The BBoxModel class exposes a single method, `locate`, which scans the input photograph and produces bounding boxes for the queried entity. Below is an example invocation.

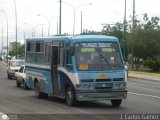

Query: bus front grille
[96,79,111,82]
[113,78,124,81]
[95,83,113,90]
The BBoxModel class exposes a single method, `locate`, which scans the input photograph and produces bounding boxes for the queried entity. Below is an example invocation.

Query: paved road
[0,63,160,120]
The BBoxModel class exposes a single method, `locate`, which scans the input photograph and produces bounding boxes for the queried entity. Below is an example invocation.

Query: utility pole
[132,0,135,31]
[0,21,3,55]
[131,0,135,68]
[57,21,59,34]
[59,0,62,34]
[123,0,127,60]
[42,25,43,37]
[124,0,127,36]
[0,10,9,63]
[81,11,83,34]
[13,0,18,59]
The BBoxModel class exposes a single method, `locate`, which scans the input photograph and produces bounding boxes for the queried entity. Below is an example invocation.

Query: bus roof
[26,35,118,43]
[72,35,118,42]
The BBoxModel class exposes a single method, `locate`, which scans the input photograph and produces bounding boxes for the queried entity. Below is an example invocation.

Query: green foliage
[101,13,160,71]
[9,44,25,57]
[143,58,160,71]
[102,22,124,39]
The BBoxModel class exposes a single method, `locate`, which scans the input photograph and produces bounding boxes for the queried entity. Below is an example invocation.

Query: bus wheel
[65,87,76,106]
[35,82,48,98]
[111,99,122,107]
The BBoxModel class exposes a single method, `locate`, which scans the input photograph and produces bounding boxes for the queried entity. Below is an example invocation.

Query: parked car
[15,65,29,89]
[0,55,5,61]
[7,59,25,79]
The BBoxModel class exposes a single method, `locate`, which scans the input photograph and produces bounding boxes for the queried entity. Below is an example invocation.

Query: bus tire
[65,87,76,106]
[111,99,122,107]
[35,82,48,98]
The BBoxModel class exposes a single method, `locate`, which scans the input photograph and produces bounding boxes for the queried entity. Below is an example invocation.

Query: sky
[0,0,160,51]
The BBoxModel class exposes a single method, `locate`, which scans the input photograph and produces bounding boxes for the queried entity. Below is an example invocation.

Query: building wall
[9,42,20,52]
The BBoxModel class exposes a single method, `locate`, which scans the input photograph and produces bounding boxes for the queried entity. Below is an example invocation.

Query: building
[9,42,20,52]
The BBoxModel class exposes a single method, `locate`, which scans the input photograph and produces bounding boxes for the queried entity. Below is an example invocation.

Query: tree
[127,14,160,71]
[101,14,160,71]
[101,22,127,60]
[9,44,25,57]
[102,22,124,39]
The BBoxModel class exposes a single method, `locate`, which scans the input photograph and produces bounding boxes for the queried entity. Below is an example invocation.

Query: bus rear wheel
[65,87,76,106]
[111,99,122,107]
[35,82,48,98]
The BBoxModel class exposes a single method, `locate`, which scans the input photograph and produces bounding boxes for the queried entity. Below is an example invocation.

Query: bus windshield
[74,42,124,71]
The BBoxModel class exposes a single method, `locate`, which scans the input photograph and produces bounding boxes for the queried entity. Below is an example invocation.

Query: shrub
[143,59,160,71]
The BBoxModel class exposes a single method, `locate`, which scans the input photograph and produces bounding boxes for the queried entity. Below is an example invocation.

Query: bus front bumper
[76,90,127,101]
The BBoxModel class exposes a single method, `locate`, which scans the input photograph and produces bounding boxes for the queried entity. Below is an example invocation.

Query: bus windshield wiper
[99,54,116,72]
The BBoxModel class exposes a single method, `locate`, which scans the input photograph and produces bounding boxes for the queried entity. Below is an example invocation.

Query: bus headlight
[113,82,126,89]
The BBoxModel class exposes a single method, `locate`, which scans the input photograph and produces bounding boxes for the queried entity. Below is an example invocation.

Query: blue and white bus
[25,35,127,107]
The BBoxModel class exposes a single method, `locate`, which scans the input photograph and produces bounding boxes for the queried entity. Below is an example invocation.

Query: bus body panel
[25,63,52,94]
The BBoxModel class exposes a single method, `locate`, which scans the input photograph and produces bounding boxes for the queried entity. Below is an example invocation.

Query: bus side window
[45,42,51,64]
[26,42,35,62]
[66,50,72,70]
[35,42,44,63]
[59,48,64,67]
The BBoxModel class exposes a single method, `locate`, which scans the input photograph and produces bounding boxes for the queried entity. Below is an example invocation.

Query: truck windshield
[74,42,124,71]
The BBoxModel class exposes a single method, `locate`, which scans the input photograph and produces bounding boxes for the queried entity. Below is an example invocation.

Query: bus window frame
[65,48,73,71]
[26,41,36,62]
[44,42,52,64]
[35,42,45,63]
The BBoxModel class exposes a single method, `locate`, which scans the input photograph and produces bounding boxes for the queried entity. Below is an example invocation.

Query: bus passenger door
[51,46,59,96]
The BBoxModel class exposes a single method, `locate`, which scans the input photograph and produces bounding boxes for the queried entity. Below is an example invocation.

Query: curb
[128,76,160,83]
[0,61,7,69]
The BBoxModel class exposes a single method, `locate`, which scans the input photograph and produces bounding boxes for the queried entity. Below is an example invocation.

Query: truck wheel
[65,87,76,106]
[35,82,48,98]
[111,99,122,107]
